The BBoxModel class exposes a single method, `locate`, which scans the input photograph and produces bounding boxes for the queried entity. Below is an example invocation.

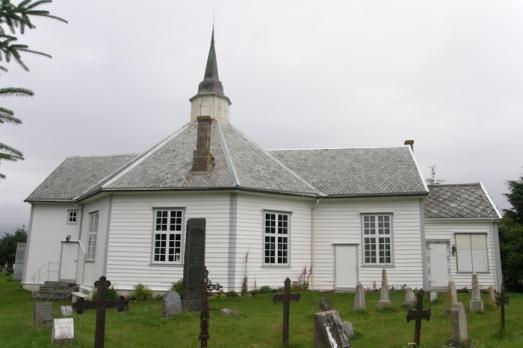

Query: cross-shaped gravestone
[272,277,301,347]
[199,267,209,348]
[72,276,129,348]
[496,282,509,337]
[406,289,431,347]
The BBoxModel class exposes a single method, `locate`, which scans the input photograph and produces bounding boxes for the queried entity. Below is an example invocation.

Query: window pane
[457,249,472,272]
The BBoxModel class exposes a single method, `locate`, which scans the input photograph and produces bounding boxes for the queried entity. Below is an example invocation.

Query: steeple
[190,29,231,123]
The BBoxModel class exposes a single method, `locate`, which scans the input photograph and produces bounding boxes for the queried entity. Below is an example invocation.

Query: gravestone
[220,308,235,316]
[312,310,351,348]
[469,273,484,313]
[60,305,73,317]
[377,269,391,310]
[13,242,26,280]
[403,287,416,307]
[182,218,206,311]
[430,290,438,303]
[52,318,74,344]
[272,278,301,347]
[163,291,182,317]
[488,287,497,307]
[448,280,459,308]
[319,298,333,312]
[448,302,471,347]
[342,321,354,338]
[353,282,366,312]
[34,302,53,327]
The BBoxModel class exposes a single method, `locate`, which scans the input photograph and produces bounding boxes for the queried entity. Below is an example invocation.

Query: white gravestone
[353,282,366,312]
[469,273,484,313]
[377,269,391,310]
[403,287,416,307]
[60,306,73,317]
[430,290,438,303]
[52,318,74,344]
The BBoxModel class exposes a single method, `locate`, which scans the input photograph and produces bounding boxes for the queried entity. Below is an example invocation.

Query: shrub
[91,286,118,301]
[226,291,238,298]
[172,280,184,294]
[258,286,272,294]
[240,276,248,296]
[130,283,153,301]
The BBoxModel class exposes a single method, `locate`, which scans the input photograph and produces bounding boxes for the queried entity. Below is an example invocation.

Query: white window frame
[151,208,185,264]
[86,211,99,262]
[67,209,78,224]
[455,233,489,273]
[263,211,290,266]
[361,213,393,266]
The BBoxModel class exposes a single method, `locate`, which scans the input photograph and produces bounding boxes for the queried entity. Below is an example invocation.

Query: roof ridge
[102,122,193,189]
[227,123,325,196]
[65,153,139,159]
[216,122,240,186]
[269,146,410,151]
[428,183,481,187]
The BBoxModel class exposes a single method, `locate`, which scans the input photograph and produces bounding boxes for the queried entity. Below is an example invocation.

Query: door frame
[59,240,79,282]
[426,239,450,289]
[333,243,359,291]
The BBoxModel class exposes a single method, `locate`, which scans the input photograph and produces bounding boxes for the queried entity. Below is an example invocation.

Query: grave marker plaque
[182,218,206,311]
[34,302,53,327]
[52,318,74,344]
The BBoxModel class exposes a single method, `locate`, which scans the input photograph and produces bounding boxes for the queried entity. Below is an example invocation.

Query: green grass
[1,274,522,347]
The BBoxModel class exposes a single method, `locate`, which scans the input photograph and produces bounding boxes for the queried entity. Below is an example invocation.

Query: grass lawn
[1,275,522,347]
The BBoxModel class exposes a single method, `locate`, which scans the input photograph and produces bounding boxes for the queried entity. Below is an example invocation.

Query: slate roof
[101,121,322,196]
[27,154,137,201]
[27,122,430,202]
[270,147,428,197]
[423,184,500,219]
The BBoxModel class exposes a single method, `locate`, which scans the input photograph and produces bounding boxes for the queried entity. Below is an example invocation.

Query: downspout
[491,218,503,291]
[76,204,85,285]
[310,199,320,289]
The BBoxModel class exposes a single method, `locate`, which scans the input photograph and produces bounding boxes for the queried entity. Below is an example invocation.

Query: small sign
[52,318,74,344]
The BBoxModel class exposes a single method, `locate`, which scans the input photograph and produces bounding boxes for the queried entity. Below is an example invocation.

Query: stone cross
[72,276,129,348]
[272,277,301,347]
[406,290,431,347]
[447,280,458,308]
[377,269,391,310]
[403,287,416,307]
[353,282,366,312]
[199,267,210,348]
[496,282,509,337]
[469,273,484,313]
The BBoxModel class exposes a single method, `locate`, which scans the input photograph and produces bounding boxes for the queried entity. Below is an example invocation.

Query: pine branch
[0,142,24,159]
[0,87,33,96]
[0,110,21,124]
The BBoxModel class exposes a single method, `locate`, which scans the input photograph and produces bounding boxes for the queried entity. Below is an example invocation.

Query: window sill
[261,264,291,269]
[85,260,95,263]
[360,264,396,268]
[456,271,490,274]
[149,263,184,267]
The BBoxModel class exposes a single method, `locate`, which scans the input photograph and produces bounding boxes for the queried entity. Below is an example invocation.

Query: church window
[264,211,289,265]
[455,234,488,273]
[86,211,99,261]
[362,214,392,265]
[67,209,78,224]
[152,209,184,263]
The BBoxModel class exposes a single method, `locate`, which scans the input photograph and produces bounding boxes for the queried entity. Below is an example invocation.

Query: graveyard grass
[1,275,522,348]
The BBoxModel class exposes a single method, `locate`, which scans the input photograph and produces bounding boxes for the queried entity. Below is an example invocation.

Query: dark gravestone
[34,302,53,327]
[182,218,206,311]
[313,310,351,348]
[319,298,333,312]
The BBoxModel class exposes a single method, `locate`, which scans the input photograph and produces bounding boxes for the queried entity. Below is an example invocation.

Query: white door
[427,242,449,288]
[335,245,357,289]
[59,242,78,282]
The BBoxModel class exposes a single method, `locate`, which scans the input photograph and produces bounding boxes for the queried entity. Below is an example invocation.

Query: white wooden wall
[106,192,231,291]
[233,193,312,291]
[424,220,498,289]
[312,197,424,290]
[79,197,111,287]
[22,203,80,288]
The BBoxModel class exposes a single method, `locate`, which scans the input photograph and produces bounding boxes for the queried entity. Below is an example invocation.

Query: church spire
[197,28,225,97]
[190,28,231,123]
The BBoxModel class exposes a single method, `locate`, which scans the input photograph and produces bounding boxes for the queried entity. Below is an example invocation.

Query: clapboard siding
[106,192,231,291]
[233,193,312,290]
[425,220,498,289]
[313,197,424,290]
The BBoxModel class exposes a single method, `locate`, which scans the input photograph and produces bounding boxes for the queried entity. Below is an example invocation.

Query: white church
[22,31,502,296]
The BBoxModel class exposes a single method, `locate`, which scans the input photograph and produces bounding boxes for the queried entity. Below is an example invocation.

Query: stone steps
[34,281,78,301]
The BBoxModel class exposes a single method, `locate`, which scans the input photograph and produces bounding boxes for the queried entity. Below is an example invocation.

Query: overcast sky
[1,0,522,234]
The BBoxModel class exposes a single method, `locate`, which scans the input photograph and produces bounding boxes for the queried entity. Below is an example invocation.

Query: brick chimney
[192,116,214,173]
[404,139,414,151]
